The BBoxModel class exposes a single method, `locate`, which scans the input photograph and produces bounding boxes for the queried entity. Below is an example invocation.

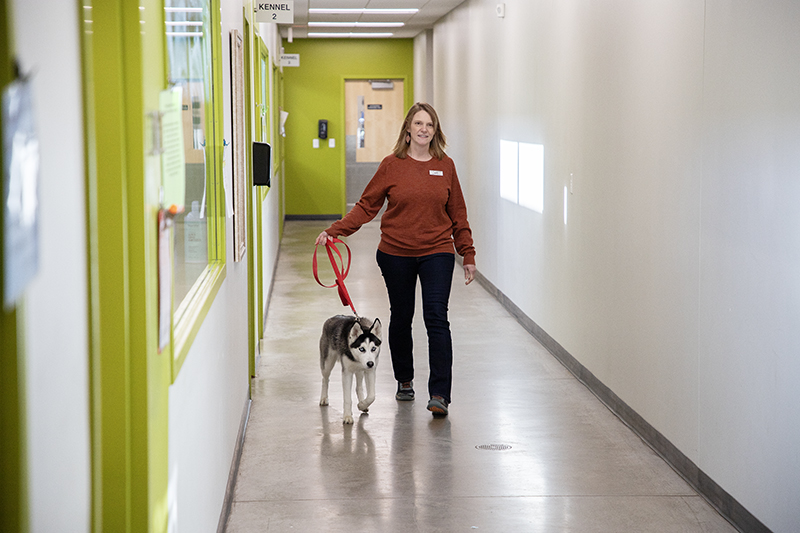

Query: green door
[81,1,170,530]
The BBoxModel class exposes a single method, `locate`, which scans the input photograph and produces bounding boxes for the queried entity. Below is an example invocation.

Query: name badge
[429,170,443,176]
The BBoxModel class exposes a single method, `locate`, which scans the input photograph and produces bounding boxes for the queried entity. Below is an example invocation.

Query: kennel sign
[281,54,299,67]
[254,2,294,24]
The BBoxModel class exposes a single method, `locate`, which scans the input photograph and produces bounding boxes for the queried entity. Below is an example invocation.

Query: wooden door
[344,80,404,205]
[345,79,405,163]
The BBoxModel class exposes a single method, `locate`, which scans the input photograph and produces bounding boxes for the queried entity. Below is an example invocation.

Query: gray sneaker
[427,396,449,416]
[395,381,415,401]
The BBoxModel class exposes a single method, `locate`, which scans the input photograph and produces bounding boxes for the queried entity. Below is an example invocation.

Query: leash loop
[313,237,358,316]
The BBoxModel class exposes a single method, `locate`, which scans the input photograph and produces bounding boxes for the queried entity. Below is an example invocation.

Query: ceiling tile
[284,0,468,39]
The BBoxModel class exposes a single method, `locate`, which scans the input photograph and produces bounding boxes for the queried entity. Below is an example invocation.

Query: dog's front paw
[343,415,354,424]
[357,401,370,412]
[319,397,329,406]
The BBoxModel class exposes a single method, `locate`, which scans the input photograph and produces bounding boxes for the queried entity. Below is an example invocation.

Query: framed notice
[230,29,246,262]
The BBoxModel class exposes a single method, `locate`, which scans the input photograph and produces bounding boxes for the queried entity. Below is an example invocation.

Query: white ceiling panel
[285,0,468,39]
[364,0,429,7]
[290,0,310,24]
[310,0,371,7]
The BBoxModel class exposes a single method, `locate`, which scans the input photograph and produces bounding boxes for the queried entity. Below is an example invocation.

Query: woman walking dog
[315,102,476,417]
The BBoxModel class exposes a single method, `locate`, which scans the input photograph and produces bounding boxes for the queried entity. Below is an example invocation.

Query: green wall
[282,39,414,216]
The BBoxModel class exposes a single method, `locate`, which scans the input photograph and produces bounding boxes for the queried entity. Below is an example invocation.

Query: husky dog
[319,315,382,424]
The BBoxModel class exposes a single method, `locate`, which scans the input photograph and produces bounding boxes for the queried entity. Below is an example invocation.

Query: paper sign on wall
[255,2,294,24]
[159,87,186,209]
[2,79,40,309]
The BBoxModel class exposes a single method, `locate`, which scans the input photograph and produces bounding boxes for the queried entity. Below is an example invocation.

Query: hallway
[225,220,737,532]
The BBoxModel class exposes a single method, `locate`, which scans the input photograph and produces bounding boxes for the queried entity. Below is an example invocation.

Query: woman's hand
[315,231,332,246]
[464,264,477,285]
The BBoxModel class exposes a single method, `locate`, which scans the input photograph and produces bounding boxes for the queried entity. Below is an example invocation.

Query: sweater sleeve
[325,157,389,237]
[445,159,476,265]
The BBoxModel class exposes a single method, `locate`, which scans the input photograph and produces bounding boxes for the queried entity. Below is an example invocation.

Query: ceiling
[281,0,469,39]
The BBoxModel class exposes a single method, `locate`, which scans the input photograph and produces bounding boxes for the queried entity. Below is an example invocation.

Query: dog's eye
[359,347,366,353]
[371,347,377,352]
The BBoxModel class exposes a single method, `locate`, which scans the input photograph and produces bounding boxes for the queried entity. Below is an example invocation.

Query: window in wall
[500,139,544,213]
[261,54,268,142]
[165,0,219,314]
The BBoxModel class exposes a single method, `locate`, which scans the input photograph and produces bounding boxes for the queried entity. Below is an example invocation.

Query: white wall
[699,2,800,527]
[13,0,92,530]
[168,287,248,533]
[413,29,434,104]
[260,177,281,323]
[431,1,800,531]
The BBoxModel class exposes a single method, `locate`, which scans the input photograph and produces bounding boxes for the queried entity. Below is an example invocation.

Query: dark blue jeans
[376,250,455,404]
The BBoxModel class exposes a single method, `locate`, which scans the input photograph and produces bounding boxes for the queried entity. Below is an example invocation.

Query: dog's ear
[370,318,382,339]
[348,320,363,345]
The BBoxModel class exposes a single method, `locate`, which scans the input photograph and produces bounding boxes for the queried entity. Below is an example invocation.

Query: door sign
[255,2,294,24]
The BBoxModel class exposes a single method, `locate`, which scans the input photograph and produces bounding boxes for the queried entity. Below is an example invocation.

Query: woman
[316,102,476,417]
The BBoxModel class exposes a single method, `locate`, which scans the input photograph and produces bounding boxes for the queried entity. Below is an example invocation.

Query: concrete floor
[225,220,737,532]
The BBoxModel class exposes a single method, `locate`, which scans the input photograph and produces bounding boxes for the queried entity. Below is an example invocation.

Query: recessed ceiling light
[166,32,204,37]
[308,32,395,38]
[308,22,404,28]
[308,8,418,15]
[164,7,203,12]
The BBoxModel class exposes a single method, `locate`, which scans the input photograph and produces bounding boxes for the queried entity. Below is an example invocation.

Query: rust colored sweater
[326,154,476,265]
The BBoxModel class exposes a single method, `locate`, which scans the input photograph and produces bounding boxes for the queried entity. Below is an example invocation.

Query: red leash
[313,237,358,316]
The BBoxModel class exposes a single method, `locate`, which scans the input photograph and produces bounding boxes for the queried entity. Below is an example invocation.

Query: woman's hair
[392,102,447,160]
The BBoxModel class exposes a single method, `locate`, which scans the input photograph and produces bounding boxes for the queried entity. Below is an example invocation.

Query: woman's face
[407,110,434,150]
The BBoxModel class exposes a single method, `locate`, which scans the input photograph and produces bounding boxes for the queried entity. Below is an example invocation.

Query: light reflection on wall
[500,139,519,203]
[500,139,544,214]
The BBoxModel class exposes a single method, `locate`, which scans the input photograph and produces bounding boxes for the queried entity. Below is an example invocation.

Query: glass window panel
[165,0,214,310]
[260,54,268,142]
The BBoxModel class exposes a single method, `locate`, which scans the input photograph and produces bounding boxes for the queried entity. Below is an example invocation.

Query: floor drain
[476,444,512,451]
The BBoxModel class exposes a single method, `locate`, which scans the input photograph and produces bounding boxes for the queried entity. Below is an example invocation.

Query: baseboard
[217,397,251,533]
[254,247,281,374]
[262,246,280,335]
[473,270,772,533]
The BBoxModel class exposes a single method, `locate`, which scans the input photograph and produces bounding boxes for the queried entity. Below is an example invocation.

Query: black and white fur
[319,315,382,424]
